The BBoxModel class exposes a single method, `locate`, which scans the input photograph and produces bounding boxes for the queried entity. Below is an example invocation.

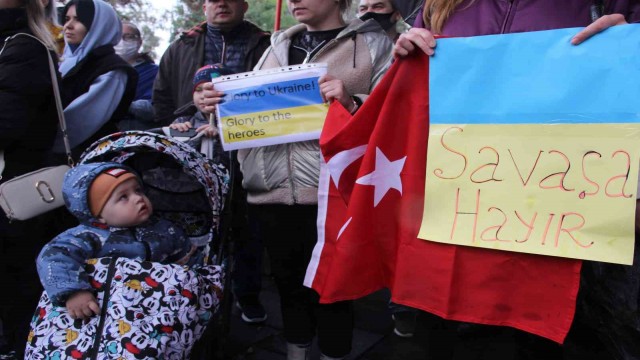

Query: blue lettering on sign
[219,77,324,117]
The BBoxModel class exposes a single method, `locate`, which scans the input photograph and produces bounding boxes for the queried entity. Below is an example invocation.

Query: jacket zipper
[220,35,227,65]
[281,31,352,204]
[90,257,119,360]
[499,0,516,34]
[292,40,328,64]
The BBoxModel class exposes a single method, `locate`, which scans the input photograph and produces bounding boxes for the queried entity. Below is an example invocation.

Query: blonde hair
[23,0,57,50]
[422,0,473,34]
[43,0,58,26]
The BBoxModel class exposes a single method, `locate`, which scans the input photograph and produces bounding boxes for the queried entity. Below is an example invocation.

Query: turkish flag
[304,52,581,343]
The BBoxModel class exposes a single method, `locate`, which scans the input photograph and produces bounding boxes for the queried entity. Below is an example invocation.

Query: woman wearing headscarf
[0,0,59,356]
[54,0,137,159]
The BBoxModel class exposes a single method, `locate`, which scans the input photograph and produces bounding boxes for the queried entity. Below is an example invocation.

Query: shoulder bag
[0,33,73,221]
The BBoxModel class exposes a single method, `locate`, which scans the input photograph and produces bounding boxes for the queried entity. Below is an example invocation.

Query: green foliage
[163,2,206,43]
[244,0,297,32]
[167,0,296,38]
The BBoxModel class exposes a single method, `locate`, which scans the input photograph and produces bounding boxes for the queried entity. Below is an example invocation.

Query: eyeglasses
[122,33,140,41]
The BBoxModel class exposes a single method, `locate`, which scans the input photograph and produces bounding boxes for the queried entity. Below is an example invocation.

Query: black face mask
[359,12,395,31]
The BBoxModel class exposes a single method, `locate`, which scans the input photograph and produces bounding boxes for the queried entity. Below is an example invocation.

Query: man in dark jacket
[153,0,270,125]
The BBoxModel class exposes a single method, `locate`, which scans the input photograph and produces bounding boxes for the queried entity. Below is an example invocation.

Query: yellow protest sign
[419,124,639,265]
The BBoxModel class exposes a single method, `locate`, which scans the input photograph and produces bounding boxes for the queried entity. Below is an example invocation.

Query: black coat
[0,9,61,356]
[0,8,58,183]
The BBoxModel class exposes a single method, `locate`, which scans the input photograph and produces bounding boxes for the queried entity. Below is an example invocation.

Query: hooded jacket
[413,0,640,34]
[37,162,193,306]
[53,0,137,157]
[237,19,393,205]
[153,21,271,125]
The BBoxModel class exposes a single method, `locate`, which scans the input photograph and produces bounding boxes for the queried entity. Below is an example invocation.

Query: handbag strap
[0,33,74,167]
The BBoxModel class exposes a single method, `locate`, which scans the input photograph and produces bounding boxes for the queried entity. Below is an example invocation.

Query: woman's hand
[201,82,226,114]
[393,27,437,58]
[66,290,100,320]
[169,121,193,132]
[196,124,218,138]
[319,75,356,113]
[571,13,627,45]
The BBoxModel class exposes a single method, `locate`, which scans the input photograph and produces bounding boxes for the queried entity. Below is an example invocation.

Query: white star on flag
[356,147,407,207]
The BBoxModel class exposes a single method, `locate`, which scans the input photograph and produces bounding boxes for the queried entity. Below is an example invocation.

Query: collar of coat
[180,20,269,40]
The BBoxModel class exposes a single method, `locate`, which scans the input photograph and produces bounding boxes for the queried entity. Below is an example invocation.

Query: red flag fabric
[304,51,582,343]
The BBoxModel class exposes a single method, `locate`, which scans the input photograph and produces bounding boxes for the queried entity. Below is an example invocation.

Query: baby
[37,162,195,319]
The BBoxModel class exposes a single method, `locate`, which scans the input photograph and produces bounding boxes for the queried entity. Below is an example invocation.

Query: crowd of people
[1,0,639,359]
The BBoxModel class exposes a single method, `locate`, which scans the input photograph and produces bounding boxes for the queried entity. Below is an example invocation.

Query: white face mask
[114,39,140,62]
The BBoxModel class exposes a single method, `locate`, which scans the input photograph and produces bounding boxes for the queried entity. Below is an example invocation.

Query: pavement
[218,275,425,360]
[213,275,612,360]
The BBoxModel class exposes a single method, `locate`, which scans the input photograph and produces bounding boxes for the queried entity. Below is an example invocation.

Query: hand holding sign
[318,75,355,113]
[201,82,226,114]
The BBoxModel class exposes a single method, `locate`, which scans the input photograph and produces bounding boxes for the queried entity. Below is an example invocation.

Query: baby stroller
[80,130,229,263]
[25,131,230,359]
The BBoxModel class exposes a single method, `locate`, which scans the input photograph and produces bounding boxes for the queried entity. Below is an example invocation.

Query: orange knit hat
[88,167,138,217]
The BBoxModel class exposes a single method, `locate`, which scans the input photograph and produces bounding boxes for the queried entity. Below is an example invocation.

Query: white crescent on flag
[326,145,367,187]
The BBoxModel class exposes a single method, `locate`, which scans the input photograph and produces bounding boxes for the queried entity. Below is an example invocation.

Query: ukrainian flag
[422,25,640,264]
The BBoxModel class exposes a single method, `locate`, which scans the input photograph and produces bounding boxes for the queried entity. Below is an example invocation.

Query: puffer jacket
[238,19,393,205]
[37,162,194,306]
[413,0,640,34]
[153,21,271,125]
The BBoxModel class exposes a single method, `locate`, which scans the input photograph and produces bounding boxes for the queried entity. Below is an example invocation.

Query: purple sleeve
[628,1,640,23]
[413,6,425,28]
[610,0,640,23]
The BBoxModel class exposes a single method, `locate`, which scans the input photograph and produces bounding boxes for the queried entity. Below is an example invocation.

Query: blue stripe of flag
[430,25,640,125]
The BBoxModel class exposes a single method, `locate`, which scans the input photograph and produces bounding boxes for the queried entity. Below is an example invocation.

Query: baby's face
[98,178,152,227]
